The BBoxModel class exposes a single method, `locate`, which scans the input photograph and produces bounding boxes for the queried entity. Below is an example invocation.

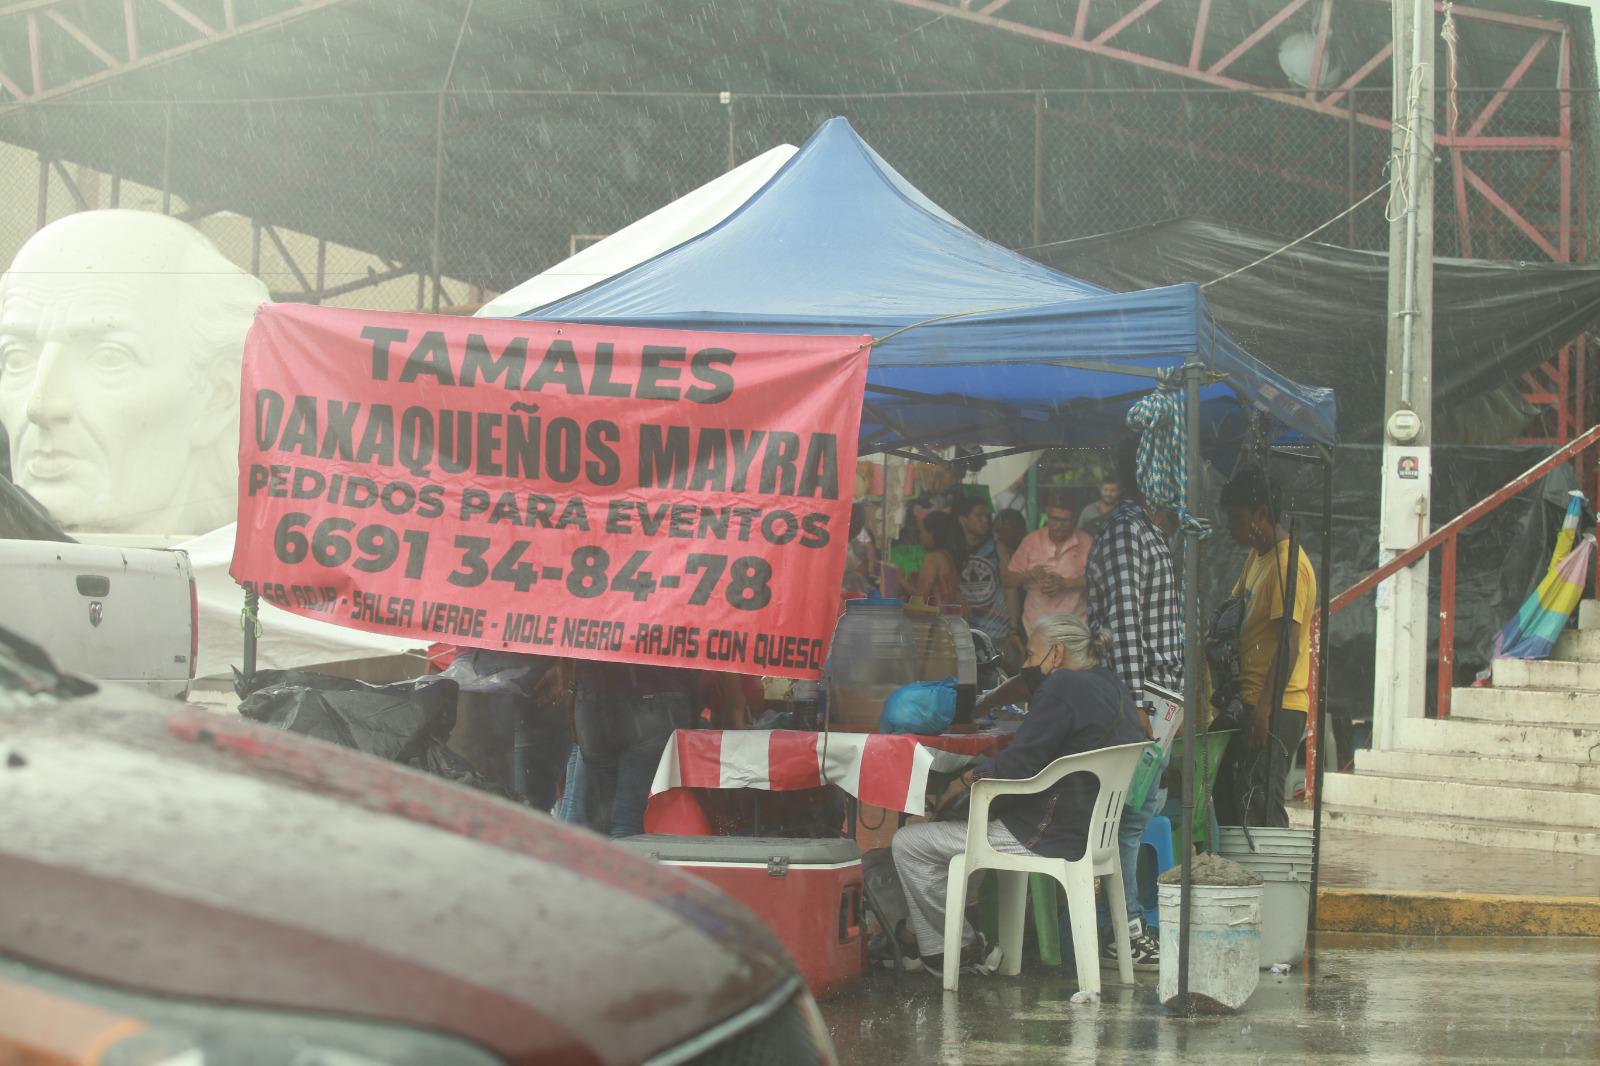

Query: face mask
[1020,664,1044,694]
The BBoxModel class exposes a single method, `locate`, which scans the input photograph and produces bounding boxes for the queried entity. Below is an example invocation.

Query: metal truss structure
[0,0,1591,415]
[888,0,1587,441]
[0,0,344,112]
[29,152,470,308]
[0,0,441,306]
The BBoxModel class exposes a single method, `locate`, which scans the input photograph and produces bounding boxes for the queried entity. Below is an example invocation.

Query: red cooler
[620,835,866,999]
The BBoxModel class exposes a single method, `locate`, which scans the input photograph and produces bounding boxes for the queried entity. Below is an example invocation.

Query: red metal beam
[1208,0,1310,77]
[1321,43,1392,109]
[1512,154,1558,217]
[1092,0,1164,47]
[1465,34,1551,137]
[1461,161,1561,259]
[1305,0,1333,101]
[1354,0,1566,35]
[1441,135,1568,151]
[1447,30,1472,256]
[884,0,1391,131]
[1188,0,1210,69]
[261,224,314,295]
[153,0,218,39]
[1559,31,1573,263]
[43,9,120,71]
[0,0,348,112]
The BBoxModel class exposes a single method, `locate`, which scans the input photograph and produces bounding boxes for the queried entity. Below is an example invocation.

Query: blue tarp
[519,117,1337,450]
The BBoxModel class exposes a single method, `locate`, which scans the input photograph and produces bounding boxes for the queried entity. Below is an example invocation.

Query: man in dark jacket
[889,613,1146,975]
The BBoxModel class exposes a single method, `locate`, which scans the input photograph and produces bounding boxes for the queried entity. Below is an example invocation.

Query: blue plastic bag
[877,677,958,735]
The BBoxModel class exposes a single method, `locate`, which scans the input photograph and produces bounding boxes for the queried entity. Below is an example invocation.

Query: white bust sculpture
[0,210,269,535]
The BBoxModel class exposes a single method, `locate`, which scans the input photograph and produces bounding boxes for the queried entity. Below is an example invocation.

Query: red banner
[230,305,870,678]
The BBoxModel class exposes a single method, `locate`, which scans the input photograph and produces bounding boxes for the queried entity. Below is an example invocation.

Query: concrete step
[1395,716,1600,762]
[1554,628,1600,662]
[1491,658,1600,694]
[1356,748,1600,791]
[1451,685,1600,727]
[1319,802,1600,856]
[1320,770,1600,832]
[1579,600,1600,631]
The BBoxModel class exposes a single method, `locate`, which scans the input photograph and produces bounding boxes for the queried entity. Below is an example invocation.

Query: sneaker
[869,927,926,972]
[879,952,926,973]
[919,933,1003,977]
[1102,918,1161,972]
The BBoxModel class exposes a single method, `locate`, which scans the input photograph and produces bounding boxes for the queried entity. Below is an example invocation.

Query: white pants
[890,818,1035,957]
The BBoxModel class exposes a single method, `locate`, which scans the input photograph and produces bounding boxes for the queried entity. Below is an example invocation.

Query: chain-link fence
[0,86,1586,310]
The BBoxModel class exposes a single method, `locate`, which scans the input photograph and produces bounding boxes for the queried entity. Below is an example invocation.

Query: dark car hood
[0,696,793,1065]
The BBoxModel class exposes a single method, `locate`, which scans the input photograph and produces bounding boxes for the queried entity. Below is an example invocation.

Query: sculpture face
[0,211,264,535]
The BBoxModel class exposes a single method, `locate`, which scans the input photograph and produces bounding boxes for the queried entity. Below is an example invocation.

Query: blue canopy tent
[513,117,1340,1000]
[514,116,1337,454]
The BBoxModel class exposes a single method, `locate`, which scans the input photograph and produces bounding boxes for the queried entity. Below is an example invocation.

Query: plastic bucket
[1216,827,1313,857]
[1216,827,1313,968]
[1157,882,1262,1012]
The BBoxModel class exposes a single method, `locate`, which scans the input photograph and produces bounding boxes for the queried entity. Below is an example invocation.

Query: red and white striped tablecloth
[649,729,1009,817]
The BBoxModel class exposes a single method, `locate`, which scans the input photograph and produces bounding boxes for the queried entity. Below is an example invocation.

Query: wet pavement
[1314,827,1600,898]
[819,934,1600,1064]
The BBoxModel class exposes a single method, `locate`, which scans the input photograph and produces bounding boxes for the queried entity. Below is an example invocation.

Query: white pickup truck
[0,540,197,699]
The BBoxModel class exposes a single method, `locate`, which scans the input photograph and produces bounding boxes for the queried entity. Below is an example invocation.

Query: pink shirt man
[1006,505,1093,634]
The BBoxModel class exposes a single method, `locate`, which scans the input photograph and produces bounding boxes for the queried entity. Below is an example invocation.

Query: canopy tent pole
[1264,444,1336,960]
[1307,447,1334,957]
[1177,358,1204,1009]
[242,586,259,690]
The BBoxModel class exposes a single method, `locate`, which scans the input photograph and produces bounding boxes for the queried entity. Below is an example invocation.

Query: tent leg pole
[1307,451,1335,960]
[1178,360,1203,1011]
[243,587,259,688]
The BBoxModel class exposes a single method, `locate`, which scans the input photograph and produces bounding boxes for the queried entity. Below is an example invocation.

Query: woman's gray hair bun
[1031,613,1107,668]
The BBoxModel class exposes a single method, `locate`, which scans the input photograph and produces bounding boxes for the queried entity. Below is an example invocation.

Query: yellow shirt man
[1233,540,1317,713]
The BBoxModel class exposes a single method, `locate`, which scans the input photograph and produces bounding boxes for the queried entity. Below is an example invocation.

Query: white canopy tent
[180,523,422,680]
[476,144,798,318]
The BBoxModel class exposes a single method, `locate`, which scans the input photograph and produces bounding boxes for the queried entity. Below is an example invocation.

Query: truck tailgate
[0,540,193,697]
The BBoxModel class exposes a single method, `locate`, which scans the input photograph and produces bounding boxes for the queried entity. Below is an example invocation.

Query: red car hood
[0,696,793,1065]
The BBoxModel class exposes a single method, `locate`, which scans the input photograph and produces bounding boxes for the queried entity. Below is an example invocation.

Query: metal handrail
[1329,424,1600,614]
[1306,422,1600,801]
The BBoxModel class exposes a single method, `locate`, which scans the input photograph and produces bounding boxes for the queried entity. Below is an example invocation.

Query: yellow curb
[1317,888,1600,937]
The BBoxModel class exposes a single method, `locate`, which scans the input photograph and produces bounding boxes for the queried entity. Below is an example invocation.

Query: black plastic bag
[237,670,459,765]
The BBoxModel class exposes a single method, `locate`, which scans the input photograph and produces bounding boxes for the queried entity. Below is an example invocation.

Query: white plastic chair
[941,740,1153,994]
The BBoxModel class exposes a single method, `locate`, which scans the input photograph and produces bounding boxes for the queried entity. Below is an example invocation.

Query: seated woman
[888,613,1147,975]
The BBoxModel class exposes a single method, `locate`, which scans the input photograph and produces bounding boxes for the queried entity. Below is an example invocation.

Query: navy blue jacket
[971,665,1146,860]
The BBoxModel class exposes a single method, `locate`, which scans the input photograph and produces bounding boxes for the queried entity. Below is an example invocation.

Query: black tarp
[235,669,513,797]
[1033,219,1600,444]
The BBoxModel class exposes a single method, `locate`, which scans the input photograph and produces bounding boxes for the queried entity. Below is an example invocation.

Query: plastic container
[1157,882,1262,1012]
[905,606,978,723]
[1126,742,1166,812]
[618,835,866,1000]
[824,597,917,731]
[1215,827,1313,968]
[1216,827,1314,856]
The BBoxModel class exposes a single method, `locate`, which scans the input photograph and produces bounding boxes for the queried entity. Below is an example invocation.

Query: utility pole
[1373,0,1435,750]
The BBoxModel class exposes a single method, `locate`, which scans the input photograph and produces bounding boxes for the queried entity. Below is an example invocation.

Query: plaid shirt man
[1086,500,1182,709]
